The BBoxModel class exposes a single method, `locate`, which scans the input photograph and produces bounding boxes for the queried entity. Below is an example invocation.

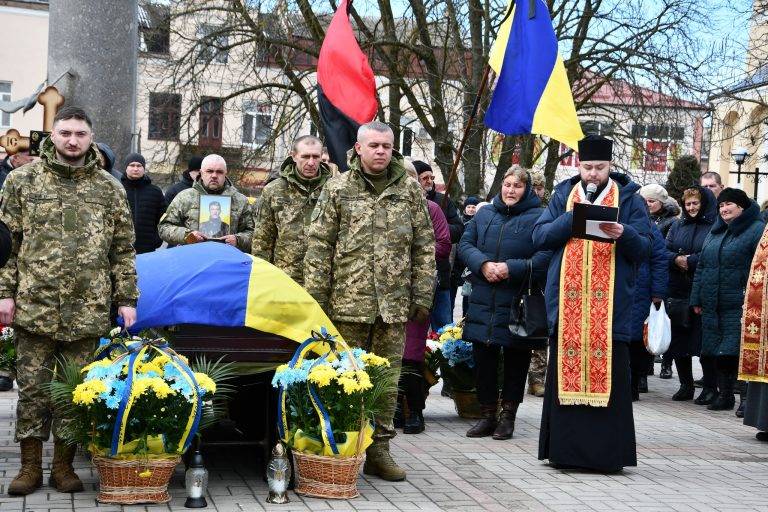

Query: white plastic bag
[644,301,671,355]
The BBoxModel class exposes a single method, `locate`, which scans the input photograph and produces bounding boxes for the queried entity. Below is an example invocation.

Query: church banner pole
[441,64,492,209]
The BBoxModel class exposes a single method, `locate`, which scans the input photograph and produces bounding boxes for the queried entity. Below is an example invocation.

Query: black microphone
[585,183,597,203]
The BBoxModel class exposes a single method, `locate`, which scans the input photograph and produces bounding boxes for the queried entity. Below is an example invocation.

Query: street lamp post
[731,147,750,183]
[749,167,768,201]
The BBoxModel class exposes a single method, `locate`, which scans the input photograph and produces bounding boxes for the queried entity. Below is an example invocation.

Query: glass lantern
[184,446,208,508]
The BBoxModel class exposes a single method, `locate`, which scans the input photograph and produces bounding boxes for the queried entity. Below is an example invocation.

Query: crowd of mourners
[3,107,768,496]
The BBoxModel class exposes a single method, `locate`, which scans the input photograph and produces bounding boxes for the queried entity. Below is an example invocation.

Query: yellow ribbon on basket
[277,328,371,456]
[290,426,374,456]
[97,337,202,457]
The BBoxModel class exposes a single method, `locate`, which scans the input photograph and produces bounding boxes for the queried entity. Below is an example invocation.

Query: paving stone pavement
[1,364,768,512]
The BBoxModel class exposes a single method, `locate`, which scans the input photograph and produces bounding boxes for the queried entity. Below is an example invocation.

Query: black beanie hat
[717,187,751,210]
[412,160,432,175]
[578,134,613,161]
[464,196,481,206]
[187,155,204,172]
[124,152,146,169]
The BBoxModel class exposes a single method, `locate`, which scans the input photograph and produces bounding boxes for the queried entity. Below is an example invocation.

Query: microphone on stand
[585,183,597,203]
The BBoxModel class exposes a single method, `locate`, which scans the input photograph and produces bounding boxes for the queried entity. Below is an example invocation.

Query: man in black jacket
[121,153,166,254]
[413,160,464,328]
[165,155,203,205]
[413,160,464,241]
[0,152,33,190]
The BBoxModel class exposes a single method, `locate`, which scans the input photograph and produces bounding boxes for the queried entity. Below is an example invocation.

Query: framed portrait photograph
[198,194,232,239]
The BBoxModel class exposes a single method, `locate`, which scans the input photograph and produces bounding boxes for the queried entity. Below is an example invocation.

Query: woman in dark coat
[120,153,167,254]
[640,184,680,379]
[458,167,550,440]
[690,188,765,411]
[664,186,717,403]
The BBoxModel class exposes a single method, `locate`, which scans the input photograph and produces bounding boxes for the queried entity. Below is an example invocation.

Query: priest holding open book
[533,135,652,472]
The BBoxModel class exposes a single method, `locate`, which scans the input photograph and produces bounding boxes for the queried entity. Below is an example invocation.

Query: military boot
[465,405,497,438]
[8,438,43,496]
[49,441,84,493]
[363,441,406,481]
[492,401,519,440]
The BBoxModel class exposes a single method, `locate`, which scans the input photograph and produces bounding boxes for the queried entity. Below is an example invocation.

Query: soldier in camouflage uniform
[527,171,549,397]
[304,122,435,482]
[0,107,138,495]
[252,135,331,284]
[159,154,254,252]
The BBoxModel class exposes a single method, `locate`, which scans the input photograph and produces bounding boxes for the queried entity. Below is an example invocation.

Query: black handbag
[665,297,690,329]
[508,261,548,350]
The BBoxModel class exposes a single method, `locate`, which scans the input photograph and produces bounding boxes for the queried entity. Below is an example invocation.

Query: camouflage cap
[530,171,545,186]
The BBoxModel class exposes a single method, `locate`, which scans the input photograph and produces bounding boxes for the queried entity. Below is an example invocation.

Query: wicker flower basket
[93,455,180,504]
[452,390,484,419]
[292,451,365,499]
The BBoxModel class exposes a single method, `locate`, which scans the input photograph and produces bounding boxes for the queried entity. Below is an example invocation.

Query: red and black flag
[317,0,377,172]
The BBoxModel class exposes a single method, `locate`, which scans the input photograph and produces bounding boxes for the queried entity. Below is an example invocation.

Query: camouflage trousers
[334,318,405,442]
[14,328,96,442]
[528,347,548,386]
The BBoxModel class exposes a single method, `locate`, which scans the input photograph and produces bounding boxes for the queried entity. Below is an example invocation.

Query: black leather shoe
[403,412,424,434]
[672,385,694,401]
[694,388,717,405]
[756,432,768,442]
[0,376,13,391]
[639,375,648,393]
[659,364,673,379]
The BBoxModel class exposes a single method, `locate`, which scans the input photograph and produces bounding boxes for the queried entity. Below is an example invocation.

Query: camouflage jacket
[251,157,331,284]
[158,179,254,252]
[0,137,138,341]
[304,152,436,324]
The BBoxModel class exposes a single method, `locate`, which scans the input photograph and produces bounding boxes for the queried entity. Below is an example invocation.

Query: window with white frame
[242,102,272,145]
[0,82,10,128]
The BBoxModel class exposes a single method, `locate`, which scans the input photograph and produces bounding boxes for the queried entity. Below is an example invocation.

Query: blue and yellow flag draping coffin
[129,242,341,344]
[485,0,584,149]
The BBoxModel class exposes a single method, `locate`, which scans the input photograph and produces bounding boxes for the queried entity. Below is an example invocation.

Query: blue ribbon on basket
[277,328,345,455]
[105,337,203,456]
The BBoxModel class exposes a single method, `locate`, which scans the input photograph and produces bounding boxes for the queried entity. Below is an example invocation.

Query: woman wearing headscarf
[640,184,680,380]
[459,166,551,440]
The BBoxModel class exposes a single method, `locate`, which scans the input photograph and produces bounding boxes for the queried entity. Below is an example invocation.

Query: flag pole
[441,64,493,209]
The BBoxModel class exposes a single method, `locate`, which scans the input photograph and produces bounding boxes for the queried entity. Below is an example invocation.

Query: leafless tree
[147,0,730,198]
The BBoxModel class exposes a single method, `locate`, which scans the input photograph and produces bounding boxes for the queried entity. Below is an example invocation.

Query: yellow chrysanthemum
[439,327,463,342]
[132,376,175,400]
[72,380,108,405]
[80,359,113,373]
[336,370,373,394]
[136,360,164,375]
[151,380,174,399]
[361,353,390,367]
[194,372,216,394]
[307,364,336,387]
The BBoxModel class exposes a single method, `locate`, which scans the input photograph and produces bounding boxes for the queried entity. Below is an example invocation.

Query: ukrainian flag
[485,0,583,149]
[129,242,341,344]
